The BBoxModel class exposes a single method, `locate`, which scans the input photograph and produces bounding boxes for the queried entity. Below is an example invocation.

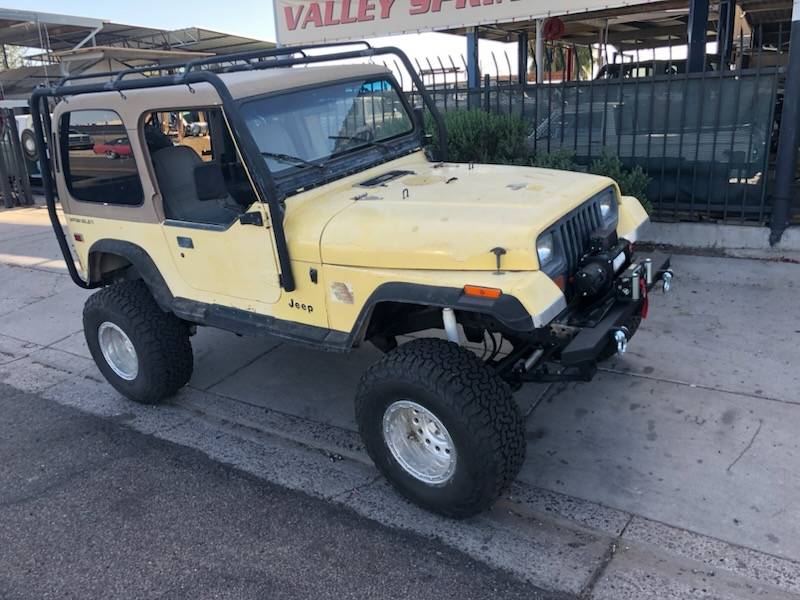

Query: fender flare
[350,282,535,344]
[87,240,174,311]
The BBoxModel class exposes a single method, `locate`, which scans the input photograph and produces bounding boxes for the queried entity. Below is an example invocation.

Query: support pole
[687,0,710,72]
[466,27,479,88]
[535,19,544,84]
[517,31,529,85]
[770,0,800,244]
[467,26,480,109]
[0,129,14,208]
[598,29,606,69]
[718,0,735,67]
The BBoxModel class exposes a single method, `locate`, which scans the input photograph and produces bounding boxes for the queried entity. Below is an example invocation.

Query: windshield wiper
[261,151,327,172]
[328,134,390,151]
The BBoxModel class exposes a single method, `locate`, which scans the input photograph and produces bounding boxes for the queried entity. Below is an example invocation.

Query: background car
[92,137,132,159]
[68,128,93,150]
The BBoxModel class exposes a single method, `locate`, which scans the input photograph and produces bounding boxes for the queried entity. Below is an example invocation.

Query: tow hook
[612,327,629,355]
[662,271,674,294]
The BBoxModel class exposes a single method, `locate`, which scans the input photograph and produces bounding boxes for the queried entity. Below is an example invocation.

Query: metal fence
[0,108,33,208]
[399,39,785,225]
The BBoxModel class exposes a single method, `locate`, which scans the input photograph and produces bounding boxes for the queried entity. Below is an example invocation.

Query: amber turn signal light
[463,285,502,300]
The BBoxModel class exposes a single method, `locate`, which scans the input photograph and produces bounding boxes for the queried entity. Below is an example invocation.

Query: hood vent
[357,170,415,187]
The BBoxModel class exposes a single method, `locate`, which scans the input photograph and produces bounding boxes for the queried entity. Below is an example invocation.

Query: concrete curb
[640,221,800,260]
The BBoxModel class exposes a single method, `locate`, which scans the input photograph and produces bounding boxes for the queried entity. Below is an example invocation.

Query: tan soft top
[55,63,393,115]
[220,62,391,98]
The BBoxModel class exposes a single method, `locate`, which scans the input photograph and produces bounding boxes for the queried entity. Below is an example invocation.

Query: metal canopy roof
[441,0,791,47]
[741,0,793,25]
[0,8,276,99]
[0,8,275,55]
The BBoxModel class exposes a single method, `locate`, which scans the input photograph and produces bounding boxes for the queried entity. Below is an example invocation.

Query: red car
[93,137,133,159]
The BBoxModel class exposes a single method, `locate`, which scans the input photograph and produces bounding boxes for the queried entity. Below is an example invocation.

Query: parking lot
[1,205,799,599]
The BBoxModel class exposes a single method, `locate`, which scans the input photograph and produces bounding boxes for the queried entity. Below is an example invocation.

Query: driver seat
[152,145,240,225]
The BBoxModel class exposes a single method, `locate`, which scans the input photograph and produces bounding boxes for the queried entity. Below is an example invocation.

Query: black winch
[574,227,631,299]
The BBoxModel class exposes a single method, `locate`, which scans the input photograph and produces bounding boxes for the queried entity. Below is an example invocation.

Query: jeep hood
[317,156,613,271]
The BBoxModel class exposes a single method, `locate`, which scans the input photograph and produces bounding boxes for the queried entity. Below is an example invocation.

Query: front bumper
[558,253,672,367]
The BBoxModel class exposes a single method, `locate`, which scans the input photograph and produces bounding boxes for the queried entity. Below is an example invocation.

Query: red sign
[275,0,653,45]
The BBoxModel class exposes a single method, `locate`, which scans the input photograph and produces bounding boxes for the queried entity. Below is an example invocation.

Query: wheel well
[86,241,174,311]
[352,283,536,351]
[361,301,514,351]
[88,251,136,284]
[363,302,442,345]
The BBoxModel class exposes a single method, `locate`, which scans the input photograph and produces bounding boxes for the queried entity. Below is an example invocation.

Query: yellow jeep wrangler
[31,43,672,518]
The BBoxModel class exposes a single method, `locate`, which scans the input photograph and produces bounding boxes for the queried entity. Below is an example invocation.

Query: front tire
[84,281,193,404]
[356,338,526,518]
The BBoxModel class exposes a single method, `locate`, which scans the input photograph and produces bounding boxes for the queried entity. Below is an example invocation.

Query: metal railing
[4,32,791,225]
[397,32,786,225]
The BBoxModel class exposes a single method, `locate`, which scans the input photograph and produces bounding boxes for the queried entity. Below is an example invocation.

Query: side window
[60,110,142,205]
[143,108,253,226]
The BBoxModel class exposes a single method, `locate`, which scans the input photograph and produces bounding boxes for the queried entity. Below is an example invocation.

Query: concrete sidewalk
[1,205,799,599]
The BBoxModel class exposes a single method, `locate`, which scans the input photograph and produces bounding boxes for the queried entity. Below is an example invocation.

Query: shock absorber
[442,308,460,345]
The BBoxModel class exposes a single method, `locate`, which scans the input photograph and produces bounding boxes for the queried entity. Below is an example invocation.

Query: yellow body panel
[299,152,621,271]
[161,212,282,305]
[320,265,565,334]
[69,215,328,330]
[618,195,650,240]
[65,149,649,339]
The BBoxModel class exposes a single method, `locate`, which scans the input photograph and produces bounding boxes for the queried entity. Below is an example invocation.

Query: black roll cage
[29,41,449,293]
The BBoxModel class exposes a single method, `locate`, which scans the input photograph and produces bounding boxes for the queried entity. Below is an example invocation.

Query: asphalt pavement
[0,382,565,600]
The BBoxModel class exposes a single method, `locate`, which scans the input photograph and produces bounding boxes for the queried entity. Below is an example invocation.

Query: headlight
[598,191,619,227]
[537,233,555,267]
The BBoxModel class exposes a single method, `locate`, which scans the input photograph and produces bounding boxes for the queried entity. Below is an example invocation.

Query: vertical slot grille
[558,198,603,274]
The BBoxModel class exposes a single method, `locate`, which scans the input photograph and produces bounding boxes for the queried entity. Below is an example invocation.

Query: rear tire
[84,280,193,404]
[356,338,526,518]
[21,129,38,160]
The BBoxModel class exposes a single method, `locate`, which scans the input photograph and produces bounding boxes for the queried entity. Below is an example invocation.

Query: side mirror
[413,107,425,130]
[413,107,434,148]
[424,146,442,162]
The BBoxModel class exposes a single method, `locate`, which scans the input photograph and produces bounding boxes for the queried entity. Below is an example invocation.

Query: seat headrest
[144,125,173,152]
[152,144,201,173]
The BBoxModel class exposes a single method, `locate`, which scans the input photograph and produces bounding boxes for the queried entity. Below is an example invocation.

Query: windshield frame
[236,73,421,191]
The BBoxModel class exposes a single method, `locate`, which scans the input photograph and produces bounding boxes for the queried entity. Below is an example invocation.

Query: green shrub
[425,110,652,213]
[426,110,529,164]
[589,150,652,213]
[530,148,580,171]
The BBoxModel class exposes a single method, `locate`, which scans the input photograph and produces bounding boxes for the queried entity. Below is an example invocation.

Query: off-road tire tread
[356,338,526,518]
[84,280,192,404]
